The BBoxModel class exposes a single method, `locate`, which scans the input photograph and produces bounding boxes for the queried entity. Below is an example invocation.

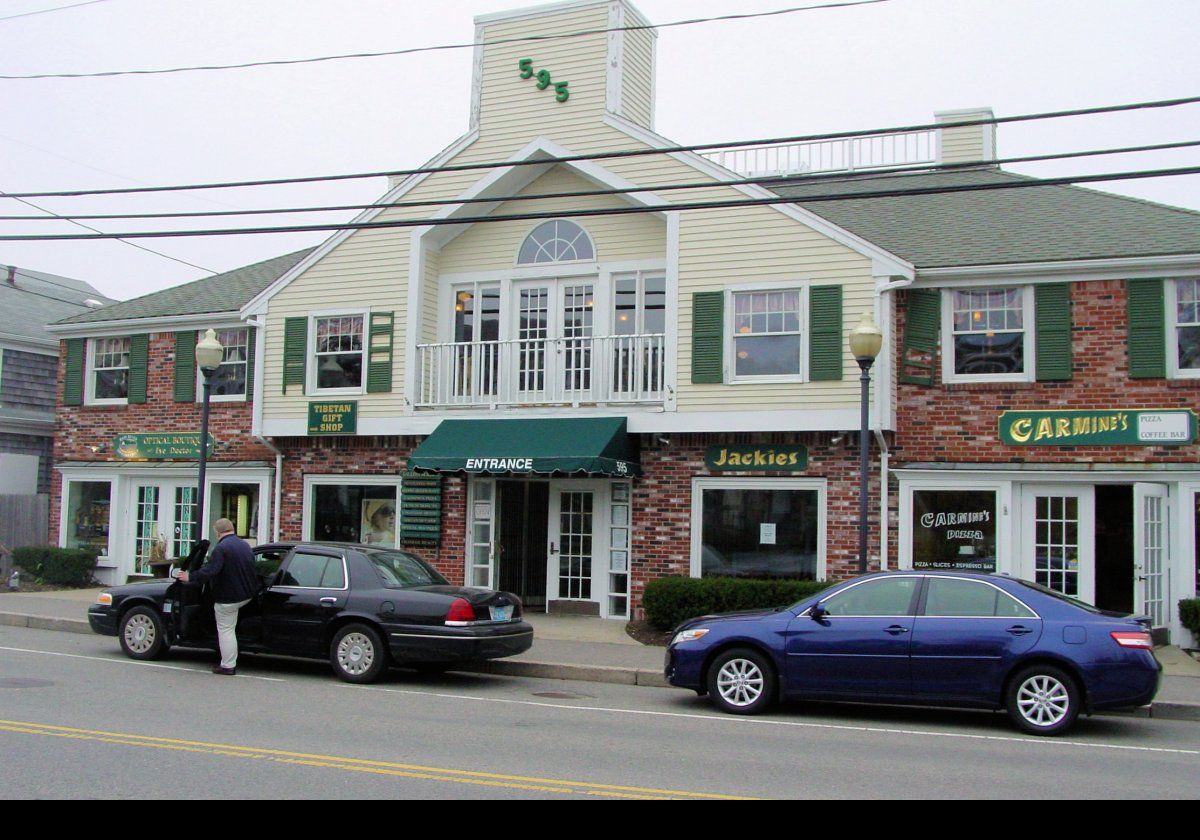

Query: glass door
[1133,483,1170,627]
[132,481,197,576]
[1022,486,1095,604]
[547,480,606,609]
[512,278,595,403]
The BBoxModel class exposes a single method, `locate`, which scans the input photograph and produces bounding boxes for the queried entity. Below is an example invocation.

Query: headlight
[95,592,113,606]
[671,628,710,646]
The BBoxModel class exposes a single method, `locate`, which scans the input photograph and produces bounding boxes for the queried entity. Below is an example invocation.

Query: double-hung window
[944,286,1032,382]
[205,327,251,400]
[89,337,131,403]
[729,287,805,381]
[1171,278,1200,377]
[312,314,365,392]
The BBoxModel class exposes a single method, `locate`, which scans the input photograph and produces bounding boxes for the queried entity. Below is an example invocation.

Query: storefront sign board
[999,409,1197,446]
[308,402,358,436]
[113,433,217,460]
[705,445,808,471]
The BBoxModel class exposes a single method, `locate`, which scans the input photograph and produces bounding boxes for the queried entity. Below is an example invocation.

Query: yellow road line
[0,719,752,800]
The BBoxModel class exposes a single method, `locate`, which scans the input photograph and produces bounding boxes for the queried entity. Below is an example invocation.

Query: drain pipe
[874,430,890,571]
[254,435,284,543]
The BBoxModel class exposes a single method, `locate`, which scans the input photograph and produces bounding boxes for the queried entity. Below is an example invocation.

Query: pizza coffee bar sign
[113,433,217,460]
[706,445,808,472]
[999,409,1197,446]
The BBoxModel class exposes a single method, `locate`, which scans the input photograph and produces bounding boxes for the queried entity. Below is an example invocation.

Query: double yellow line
[0,719,753,799]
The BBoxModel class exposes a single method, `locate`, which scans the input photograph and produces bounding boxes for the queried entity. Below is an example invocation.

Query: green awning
[409,417,641,477]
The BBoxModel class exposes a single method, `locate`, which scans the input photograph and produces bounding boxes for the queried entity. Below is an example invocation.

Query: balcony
[701,129,937,177]
[416,334,667,409]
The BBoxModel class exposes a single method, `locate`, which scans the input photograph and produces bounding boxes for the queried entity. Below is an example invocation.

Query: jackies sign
[705,445,808,472]
[999,409,1197,446]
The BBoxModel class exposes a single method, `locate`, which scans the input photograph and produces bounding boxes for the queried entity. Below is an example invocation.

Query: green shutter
[366,312,394,394]
[399,472,442,546]
[244,327,256,396]
[808,285,844,381]
[1035,284,1072,381]
[283,317,307,394]
[63,338,85,406]
[691,292,724,384]
[1128,278,1166,379]
[127,334,149,404]
[900,289,941,386]
[174,331,197,402]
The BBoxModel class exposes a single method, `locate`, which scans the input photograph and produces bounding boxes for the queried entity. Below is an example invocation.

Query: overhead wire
[0,0,112,24]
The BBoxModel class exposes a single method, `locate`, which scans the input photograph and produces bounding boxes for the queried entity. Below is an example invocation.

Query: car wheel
[1006,665,1080,736]
[330,624,388,684]
[119,606,169,661]
[707,647,776,715]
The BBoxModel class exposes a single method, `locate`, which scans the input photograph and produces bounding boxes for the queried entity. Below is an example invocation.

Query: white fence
[702,129,937,177]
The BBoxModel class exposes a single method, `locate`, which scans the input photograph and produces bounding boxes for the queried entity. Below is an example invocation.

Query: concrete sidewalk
[2,587,1198,720]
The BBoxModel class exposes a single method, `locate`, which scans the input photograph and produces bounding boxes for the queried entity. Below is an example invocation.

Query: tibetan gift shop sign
[113,433,217,460]
[999,409,1198,446]
[307,401,358,436]
[706,445,808,472]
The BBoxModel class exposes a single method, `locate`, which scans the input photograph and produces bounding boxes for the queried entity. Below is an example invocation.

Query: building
[47,0,1200,640]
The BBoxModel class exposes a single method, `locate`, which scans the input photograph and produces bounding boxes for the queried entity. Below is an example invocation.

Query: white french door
[1022,485,1095,604]
[512,278,596,402]
[547,480,606,609]
[1133,483,1170,627]
[132,480,198,575]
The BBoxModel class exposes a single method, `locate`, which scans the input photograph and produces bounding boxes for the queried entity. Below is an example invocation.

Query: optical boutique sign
[911,490,997,573]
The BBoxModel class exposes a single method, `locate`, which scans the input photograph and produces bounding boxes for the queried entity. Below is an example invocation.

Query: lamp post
[848,311,882,574]
[193,329,224,546]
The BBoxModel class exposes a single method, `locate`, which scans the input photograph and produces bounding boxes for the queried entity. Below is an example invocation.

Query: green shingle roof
[768,168,1200,268]
[57,248,314,325]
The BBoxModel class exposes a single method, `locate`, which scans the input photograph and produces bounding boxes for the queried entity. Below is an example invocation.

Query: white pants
[214,599,251,670]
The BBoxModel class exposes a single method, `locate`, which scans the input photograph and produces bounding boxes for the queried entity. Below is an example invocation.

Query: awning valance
[408,417,641,477]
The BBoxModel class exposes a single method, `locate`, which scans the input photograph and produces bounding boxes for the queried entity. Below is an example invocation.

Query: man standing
[178,518,258,675]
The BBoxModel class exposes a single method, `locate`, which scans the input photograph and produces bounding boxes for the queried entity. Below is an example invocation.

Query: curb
[1,610,1193,719]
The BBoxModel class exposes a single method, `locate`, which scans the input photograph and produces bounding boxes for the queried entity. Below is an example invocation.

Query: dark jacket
[191,533,258,603]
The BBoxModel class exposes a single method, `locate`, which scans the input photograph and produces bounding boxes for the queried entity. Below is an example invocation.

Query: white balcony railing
[416,334,667,409]
[702,129,938,177]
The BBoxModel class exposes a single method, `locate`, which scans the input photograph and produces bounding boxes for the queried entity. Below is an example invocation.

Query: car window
[924,578,1036,618]
[366,550,448,588]
[821,577,918,617]
[254,549,288,580]
[280,552,346,589]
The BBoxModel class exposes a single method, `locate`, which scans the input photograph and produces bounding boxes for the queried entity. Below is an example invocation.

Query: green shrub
[12,546,98,587]
[1180,599,1200,643]
[642,576,834,631]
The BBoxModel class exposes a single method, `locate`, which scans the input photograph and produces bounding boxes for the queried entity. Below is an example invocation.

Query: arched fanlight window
[517,220,595,264]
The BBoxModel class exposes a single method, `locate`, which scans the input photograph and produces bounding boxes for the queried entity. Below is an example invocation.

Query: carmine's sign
[999,409,1197,446]
[705,445,808,471]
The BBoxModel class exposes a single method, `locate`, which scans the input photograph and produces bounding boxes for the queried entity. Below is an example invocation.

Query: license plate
[489,605,513,622]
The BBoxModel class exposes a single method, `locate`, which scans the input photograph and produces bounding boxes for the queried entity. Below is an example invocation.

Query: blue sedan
[664,571,1161,735]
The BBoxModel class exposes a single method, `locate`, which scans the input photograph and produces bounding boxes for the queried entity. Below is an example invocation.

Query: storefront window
[699,486,819,579]
[65,481,112,559]
[912,490,997,572]
[310,483,398,547]
[211,483,260,544]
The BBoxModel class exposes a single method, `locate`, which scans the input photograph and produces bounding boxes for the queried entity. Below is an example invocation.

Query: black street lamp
[848,312,882,574]
[193,329,224,546]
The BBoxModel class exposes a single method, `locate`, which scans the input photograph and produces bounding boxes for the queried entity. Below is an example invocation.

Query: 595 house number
[518,58,569,102]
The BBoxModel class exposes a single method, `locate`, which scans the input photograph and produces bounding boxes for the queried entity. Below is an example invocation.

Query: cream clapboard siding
[619,26,654,129]
[262,0,879,421]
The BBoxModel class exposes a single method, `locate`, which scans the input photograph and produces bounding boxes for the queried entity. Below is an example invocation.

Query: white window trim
[689,476,827,580]
[307,310,369,397]
[725,281,810,385]
[59,475,118,566]
[941,286,1035,384]
[195,325,251,403]
[1167,278,1200,380]
[301,474,403,546]
[85,336,131,406]
[898,477,1012,572]
[515,219,596,266]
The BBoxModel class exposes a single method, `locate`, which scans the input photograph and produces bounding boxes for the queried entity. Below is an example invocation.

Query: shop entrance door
[1022,486,1095,604]
[496,480,548,610]
[547,480,606,615]
[1133,483,1170,628]
[131,480,198,577]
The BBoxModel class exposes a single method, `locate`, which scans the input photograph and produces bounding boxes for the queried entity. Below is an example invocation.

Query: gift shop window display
[307,480,400,548]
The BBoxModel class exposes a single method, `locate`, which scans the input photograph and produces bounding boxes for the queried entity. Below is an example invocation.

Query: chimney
[5,266,15,286]
[935,107,997,166]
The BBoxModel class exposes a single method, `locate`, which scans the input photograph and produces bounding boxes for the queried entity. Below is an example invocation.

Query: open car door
[167,539,212,642]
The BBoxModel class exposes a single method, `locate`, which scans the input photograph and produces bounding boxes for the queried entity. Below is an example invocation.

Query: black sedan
[88,541,533,683]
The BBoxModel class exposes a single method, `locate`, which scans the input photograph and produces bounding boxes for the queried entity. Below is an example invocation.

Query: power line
[6,94,1199,200]
[0,139,1194,222]
[1,164,1196,241]
[0,0,112,24]
[0,0,889,80]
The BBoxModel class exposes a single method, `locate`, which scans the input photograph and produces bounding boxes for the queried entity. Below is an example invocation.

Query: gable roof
[56,248,314,326]
[0,265,115,346]
[768,167,1200,269]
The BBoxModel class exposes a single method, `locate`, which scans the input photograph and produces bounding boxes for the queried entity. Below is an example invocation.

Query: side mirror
[810,601,828,621]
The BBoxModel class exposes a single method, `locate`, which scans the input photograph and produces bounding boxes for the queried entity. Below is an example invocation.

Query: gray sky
[1,0,1197,301]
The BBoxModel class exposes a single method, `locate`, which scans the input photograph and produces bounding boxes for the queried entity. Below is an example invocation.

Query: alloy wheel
[1016,674,1071,728]
[716,658,765,708]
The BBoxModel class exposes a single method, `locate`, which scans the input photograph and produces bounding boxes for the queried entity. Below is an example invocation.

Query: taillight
[1111,631,1154,650]
[445,597,477,625]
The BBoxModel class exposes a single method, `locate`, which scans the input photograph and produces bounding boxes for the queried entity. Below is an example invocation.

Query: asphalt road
[1,624,1198,799]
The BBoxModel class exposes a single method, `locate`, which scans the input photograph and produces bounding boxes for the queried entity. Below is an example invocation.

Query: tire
[706,647,777,715]
[119,606,169,661]
[1005,665,1080,736]
[330,624,388,684]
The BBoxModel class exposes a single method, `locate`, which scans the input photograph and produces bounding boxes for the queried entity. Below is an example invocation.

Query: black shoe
[211,666,237,676]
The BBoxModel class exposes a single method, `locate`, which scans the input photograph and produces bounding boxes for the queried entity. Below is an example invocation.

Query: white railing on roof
[702,129,938,177]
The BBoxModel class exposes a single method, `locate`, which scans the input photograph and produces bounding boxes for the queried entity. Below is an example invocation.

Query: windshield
[1009,578,1103,614]
[366,550,448,588]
